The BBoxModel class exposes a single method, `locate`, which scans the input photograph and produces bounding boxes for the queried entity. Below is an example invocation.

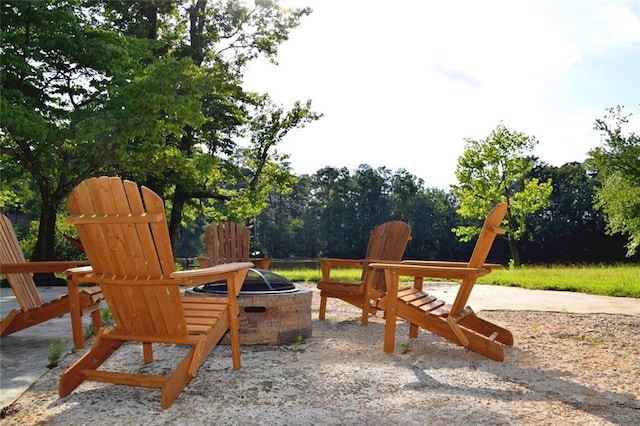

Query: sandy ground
[1,283,639,425]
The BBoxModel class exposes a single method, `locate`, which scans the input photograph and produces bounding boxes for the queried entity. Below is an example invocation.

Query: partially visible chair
[0,213,102,348]
[317,221,412,326]
[200,221,272,269]
[370,202,513,361]
[60,176,252,409]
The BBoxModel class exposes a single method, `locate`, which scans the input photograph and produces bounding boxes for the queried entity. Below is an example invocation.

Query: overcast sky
[244,0,640,189]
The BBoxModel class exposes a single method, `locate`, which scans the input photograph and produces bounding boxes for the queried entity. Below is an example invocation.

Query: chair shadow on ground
[304,311,639,425]
[397,324,638,425]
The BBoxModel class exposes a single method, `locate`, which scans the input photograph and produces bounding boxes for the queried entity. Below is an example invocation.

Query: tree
[522,161,630,263]
[1,0,197,263]
[588,106,640,256]
[451,123,553,266]
[1,0,320,263]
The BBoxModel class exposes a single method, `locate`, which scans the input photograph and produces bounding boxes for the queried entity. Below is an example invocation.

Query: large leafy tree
[1,0,320,263]
[451,123,553,266]
[1,0,201,262]
[588,106,640,256]
[88,0,320,248]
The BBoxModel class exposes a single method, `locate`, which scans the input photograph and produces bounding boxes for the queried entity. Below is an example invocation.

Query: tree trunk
[507,234,521,267]
[502,200,521,267]
[168,190,186,255]
[32,195,66,286]
[31,197,57,261]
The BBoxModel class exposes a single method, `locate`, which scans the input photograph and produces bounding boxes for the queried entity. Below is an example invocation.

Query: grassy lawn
[477,264,640,298]
[273,264,640,298]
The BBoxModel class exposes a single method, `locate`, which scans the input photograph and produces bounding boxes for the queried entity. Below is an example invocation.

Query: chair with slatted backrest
[201,221,272,270]
[371,203,513,361]
[59,176,252,409]
[317,221,412,326]
[0,213,103,348]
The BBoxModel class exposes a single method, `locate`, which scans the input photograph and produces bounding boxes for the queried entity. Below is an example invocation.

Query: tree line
[172,159,636,266]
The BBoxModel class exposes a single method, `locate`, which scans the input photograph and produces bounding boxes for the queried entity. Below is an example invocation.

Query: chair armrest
[1,260,89,274]
[318,258,365,268]
[317,258,365,281]
[250,257,272,269]
[170,261,254,287]
[402,260,503,270]
[369,262,492,280]
[196,257,210,268]
[65,265,94,276]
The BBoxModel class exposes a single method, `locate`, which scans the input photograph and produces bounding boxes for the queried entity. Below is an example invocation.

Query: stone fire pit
[185,269,312,345]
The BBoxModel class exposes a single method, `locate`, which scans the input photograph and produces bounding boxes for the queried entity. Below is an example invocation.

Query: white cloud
[243,0,639,188]
[593,4,640,44]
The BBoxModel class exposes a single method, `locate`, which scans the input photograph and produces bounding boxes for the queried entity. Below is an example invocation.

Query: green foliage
[1,0,320,262]
[522,161,617,263]
[452,123,553,265]
[588,106,640,256]
[84,325,97,341]
[101,308,115,327]
[293,335,304,352]
[47,338,67,369]
[17,213,85,261]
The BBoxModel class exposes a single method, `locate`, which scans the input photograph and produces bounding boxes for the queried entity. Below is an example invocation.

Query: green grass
[273,264,640,298]
[477,264,640,298]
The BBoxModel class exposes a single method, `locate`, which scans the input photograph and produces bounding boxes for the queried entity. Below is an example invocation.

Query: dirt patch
[3,283,639,425]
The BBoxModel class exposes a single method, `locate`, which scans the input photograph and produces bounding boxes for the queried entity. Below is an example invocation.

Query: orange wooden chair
[370,203,513,361]
[317,221,412,325]
[59,176,252,409]
[0,213,102,348]
[200,221,272,270]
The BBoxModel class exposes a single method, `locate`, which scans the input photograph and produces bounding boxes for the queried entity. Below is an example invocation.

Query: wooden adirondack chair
[317,221,412,326]
[370,203,513,361]
[59,176,252,409]
[0,213,103,348]
[200,221,272,270]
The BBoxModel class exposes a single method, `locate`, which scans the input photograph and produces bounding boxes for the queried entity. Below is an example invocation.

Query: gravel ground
[2,283,639,425]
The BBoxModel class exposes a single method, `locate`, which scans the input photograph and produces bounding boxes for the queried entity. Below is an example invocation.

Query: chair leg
[143,342,153,363]
[59,330,124,397]
[319,295,327,320]
[90,307,102,331]
[0,310,20,336]
[360,306,369,326]
[409,323,419,339]
[161,347,195,409]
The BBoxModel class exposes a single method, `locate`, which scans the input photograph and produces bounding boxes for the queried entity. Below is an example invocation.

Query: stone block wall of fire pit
[186,286,312,345]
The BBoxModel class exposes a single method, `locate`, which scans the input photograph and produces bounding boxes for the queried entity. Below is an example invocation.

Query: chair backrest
[0,213,44,310]
[450,202,507,314]
[363,221,412,292]
[67,176,187,338]
[204,222,251,265]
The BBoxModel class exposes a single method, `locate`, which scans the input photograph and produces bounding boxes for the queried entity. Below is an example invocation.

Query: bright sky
[244,0,640,189]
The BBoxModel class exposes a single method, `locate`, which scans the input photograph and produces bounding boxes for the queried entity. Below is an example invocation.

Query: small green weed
[101,308,114,327]
[572,334,604,346]
[293,335,304,351]
[47,338,67,368]
[400,342,411,354]
[530,321,541,335]
[83,324,97,341]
